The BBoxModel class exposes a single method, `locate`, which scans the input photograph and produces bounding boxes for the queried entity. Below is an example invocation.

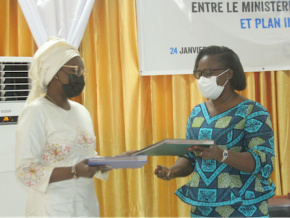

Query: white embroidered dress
[15,97,108,216]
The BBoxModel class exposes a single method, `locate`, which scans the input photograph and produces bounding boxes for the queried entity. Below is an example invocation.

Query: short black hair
[194,46,246,91]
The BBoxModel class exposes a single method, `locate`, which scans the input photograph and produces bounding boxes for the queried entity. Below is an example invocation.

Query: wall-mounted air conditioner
[0,56,32,216]
[0,56,32,102]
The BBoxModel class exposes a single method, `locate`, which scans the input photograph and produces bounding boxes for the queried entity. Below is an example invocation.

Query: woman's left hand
[188,143,223,161]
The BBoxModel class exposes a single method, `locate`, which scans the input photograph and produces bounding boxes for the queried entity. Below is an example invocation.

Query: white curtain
[18,0,95,48]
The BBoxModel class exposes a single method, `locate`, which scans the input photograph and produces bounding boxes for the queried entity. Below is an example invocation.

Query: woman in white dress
[15,37,110,216]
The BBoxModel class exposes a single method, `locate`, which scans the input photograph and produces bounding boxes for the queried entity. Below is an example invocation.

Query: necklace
[45,94,58,106]
[211,92,236,110]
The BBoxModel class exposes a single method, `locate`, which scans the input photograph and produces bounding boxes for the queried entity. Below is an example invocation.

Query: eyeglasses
[62,65,88,77]
[193,68,227,79]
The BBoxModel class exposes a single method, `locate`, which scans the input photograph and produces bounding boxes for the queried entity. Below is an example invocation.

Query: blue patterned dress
[175,100,275,217]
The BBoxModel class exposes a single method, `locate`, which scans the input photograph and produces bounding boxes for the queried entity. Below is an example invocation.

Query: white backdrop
[136,0,290,75]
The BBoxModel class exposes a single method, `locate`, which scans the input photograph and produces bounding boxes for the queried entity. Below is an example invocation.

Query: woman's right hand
[75,159,110,178]
[154,165,174,181]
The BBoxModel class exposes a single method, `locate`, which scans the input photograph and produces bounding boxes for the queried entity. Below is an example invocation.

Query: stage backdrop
[136,0,290,75]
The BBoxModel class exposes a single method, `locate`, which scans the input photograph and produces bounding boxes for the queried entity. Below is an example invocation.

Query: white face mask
[197,69,229,100]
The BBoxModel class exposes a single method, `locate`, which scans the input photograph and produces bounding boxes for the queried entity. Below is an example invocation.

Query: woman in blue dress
[154,46,275,217]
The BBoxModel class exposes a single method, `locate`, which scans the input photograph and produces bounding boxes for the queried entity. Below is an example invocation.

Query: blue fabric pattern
[190,200,269,217]
[175,100,275,217]
[198,206,213,216]
[201,159,216,172]
[238,204,257,216]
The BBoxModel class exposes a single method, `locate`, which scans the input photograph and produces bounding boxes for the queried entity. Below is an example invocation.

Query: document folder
[88,155,147,169]
[133,139,214,156]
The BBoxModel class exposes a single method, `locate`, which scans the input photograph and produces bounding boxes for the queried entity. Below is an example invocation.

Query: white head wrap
[25,37,80,105]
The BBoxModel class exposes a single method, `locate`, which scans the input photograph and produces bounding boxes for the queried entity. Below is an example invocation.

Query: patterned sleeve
[77,104,110,181]
[244,103,275,180]
[15,104,54,193]
[181,111,197,165]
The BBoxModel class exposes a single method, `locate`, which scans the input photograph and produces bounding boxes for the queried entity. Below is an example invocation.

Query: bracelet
[71,165,78,179]
[220,149,229,162]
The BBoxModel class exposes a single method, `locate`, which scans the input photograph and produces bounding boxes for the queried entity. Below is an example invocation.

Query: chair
[268,194,290,217]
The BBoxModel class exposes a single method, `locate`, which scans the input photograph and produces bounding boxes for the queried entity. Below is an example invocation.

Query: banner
[136,0,290,75]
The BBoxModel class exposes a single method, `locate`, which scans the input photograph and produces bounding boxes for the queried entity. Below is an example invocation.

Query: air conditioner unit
[0,56,32,216]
